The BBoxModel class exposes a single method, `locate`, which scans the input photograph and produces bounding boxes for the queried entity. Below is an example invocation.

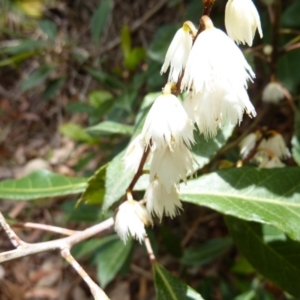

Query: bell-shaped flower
[262,82,285,104]
[149,143,194,192]
[161,22,194,83]
[181,20,256,137]
[225,0,263,46]
[115,200,153,243]
[124,134,146,173]
[142,85,194,150]
[258,132,290,160]
[255,150,285,169]
[239,132,259,159]
[145,180,182,220]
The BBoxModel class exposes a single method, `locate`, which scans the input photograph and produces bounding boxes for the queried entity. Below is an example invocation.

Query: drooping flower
[225,0,263,46]
[114,200,152,243]
[161,22,194,83]
[149,143,194,192]
[181,18,256,137]
[124,134,146,173]
[145,180,182,220]
[142,84,194,150]
[254,150,285,169]
[239,131,261,159]
[262,82,285,103]
[258,132,290,160]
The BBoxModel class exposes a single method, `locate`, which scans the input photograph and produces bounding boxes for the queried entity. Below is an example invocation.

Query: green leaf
[43,77,65,100]
[153,264,204,300]
[87,68,124,89]
[180,167,300,241]
[78,164,106,205]
[88,90,113,107]
[59,123,98,144]
[102,149,133,211]
[125,47,146,71]
[226,216,300,298]
[277,49,300,93]
[21,65,55,92]
[182,237,233,267]
[292,112,300,166]
[192,123,234,169]
[39,20,57,40]
[281,1,300,28]
[121,25,131,60]
[0,39,46,55]
[0,170,87,200]
[61,200,104,223]
[96,235,133,288]
[87,121,134,136]
[91,0,112,44]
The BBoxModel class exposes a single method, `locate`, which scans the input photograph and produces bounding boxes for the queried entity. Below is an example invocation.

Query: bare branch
[12,222,80,236]
[0,217,114,263]
[0,211,25,247]
[61,248,110,300]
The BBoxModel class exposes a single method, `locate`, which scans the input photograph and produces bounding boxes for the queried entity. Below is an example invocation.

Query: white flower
[257,154,285,169]
[115,200,152,243]
[239,132,260,159]
[124,134,145,173]
[262,82,285,103]
[145,180,182,220]
[180,24,256,137]
[142,91,194,150]
[183,84,256,138]
[181,26,254,94]
[225,0,263,46]
[161,23,193,83]
[149,143,194,192]
[258,132,290,159]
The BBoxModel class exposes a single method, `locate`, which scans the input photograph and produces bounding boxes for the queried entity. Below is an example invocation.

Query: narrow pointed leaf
[0,170,87,200]
[226,216,300,298]
[96,235,133,288]
[154,264,204,300]
[180,167,300,241]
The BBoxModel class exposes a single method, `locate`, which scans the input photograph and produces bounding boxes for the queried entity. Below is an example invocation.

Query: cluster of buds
[116,0,264,243]
[239,130,290,168]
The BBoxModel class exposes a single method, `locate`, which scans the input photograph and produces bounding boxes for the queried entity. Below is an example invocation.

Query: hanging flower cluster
[116,0,264,243]
[239,130,290,168]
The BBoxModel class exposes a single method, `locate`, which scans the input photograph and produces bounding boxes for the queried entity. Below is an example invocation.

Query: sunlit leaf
[0,170,87,200]
[78,165,106,205]
[180,167,300,241]
[87,121,134,136]
[60,123,98,144]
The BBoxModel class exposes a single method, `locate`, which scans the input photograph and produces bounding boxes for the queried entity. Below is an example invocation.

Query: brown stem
[270,0,282,80]
[126,146,151,194]
[202,0,215,16]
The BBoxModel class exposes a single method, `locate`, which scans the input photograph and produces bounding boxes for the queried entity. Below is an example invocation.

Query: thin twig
[12,222,80,236]
[61,248,109,300]
[144,236,156,264]
[0,211,25,247]
[0,217,114,263]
